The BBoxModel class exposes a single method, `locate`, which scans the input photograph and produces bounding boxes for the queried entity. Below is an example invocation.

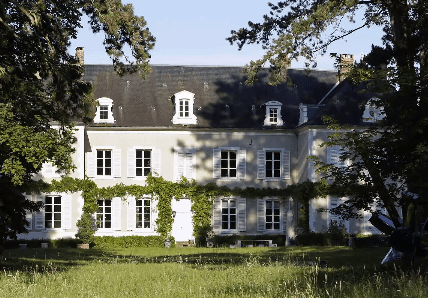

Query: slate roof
[83,65,339,129]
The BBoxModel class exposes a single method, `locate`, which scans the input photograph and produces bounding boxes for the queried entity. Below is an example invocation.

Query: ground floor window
[97,199,112,229]
[136,198,151,228]
[45,195,61,228]
[222,199,237,230]
[266,200,280,230]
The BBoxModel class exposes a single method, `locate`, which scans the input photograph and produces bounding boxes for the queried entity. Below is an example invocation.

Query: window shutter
[257,198,266,232]
[151,199,157,231]
[175,149,185,181]
[282,150,291,180]
[35,195,45,229]
[152,149,161,177]
[127,149,136,177]
[25,195,33,230]
[213,149,221,178]
[282,201,288,233]
[212,198,222,231]
[42,162,53,177]
[127,197,136,230]
[257,150,266,179]
[328,146,346,168]
[61,194,72,229]
[237,150,246,180]
[112,197,121,231]
[238,198,246,231]
[86,152,96,177]
[185,148,195,179]
[113,149,122,177]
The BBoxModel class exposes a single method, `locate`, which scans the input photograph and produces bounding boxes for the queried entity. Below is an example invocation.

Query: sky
[69,1,385,70]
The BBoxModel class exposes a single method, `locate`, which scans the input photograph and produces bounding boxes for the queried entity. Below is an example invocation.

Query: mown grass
[1,246,427,297]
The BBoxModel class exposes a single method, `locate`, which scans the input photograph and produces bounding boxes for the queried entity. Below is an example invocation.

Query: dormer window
[94,97,114,124]
[263,101,283,126]
[172,90,197,125]
[362,98,385,123]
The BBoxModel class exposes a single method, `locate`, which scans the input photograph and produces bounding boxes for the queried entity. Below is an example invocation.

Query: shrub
[93,236,171,249]
[202,234,287,247]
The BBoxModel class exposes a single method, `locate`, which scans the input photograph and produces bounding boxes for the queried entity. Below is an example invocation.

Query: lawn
[1,246,427,297]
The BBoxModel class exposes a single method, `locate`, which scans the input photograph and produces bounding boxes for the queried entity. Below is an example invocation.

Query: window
[33,194,71,230]
[179,99,189,117]
[94,97,114,124]
[97,150,112,176]
[213,148,246,180]
[174,147,196,181]
[362,98,385,123]
[97,199,112,229]
[213,197,246,232]
[172,90,197,125]
[257,149,290,180]
[127,147,160,178]
[221,199,237,230]
[263,101,283,126]
[327,146,349,168]
[136,149,151,177]
[99,105,109,120]
[221,150,237,178]
[257,198,287,232]
[265,200,280,230]
[136,198,151,229]
[45,195,61,228]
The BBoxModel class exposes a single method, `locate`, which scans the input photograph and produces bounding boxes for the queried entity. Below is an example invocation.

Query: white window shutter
[42,162,53,177]
[127,149,136,178]
[175,150,185,181]
[328,146,346,168]
[212,198,222,231]
[61,194,72,229]
[213,149,221,178]
[152,149,161,177]
[257,198,266,232]
[185,148,195,179]
[238,198,246,231]
[112,197,121,231]
[113,149,122,177]
[35,195,45,229]
[25,195,33,230]
[86,152,96,177]
[237,150,246,180]
[257,150,266,179]
[282,201,288,233]
[127,197,136,230]
[282,150,291,180]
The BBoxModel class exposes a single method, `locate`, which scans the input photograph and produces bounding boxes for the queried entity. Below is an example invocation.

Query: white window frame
[96,199,112,230]
[213,147,246,180]
[257,148,290,181]
[263,101,284,126]
[172,90,197,125]
[87,147,121,179]
[136,198,152,229]
[127,195,155,232]
[33,193,72,230]
[94,97,114,124]
[127,146,161,179]
[174,147,196,181]
[257,198,287,234]
[212,197,246,233]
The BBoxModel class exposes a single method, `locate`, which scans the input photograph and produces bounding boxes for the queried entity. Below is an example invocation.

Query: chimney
[338,54,353,80]
[76,47,84,67]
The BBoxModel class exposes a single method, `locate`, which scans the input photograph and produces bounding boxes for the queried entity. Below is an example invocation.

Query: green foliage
[93,236,167,249]
[296,222,349,246]
[208,234,287,247]
[0,0,155,246]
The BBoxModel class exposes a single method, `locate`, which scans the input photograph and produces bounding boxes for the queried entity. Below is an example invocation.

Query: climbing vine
[48,175,325,244]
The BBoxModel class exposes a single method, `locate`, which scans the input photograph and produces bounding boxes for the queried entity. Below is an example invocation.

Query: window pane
[54,221,61,228]
[45,196,52,204]
[136,168,142,176]
[97,151,103,158]
[230,169,236,177]
[136,150,142,158]
[230,222,236,229]
[105,151,111,158]
[105,168,111,175]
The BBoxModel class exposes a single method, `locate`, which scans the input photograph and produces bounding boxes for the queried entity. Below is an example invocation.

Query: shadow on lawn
[0,246,401,275]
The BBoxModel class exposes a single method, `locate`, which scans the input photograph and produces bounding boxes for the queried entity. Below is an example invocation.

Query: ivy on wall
[47,175,325,244]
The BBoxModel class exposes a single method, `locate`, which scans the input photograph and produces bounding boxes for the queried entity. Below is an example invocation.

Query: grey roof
[83,65,340,129]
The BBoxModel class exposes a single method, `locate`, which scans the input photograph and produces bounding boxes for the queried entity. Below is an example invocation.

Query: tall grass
[1,246,427,297]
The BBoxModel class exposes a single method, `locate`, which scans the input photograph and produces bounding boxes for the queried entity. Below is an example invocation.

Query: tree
[0,0,155,246]
[228,1,428,230]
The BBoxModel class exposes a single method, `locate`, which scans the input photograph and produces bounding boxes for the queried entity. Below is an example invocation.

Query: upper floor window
[97,150,112,176]
[213,148,246,180]
[172,90,197,125]
[94,97,115,124]
[87,147,122,179]
[263,101,283,126]
[127,147,161,179]
[257,149,291,181]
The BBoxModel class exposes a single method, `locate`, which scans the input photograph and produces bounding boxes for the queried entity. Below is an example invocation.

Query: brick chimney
[76,47,84,67]
[338,54,353,80]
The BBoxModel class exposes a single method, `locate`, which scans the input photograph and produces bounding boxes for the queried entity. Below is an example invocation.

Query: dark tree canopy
[229,0,428,229]
[0,0,155,244]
